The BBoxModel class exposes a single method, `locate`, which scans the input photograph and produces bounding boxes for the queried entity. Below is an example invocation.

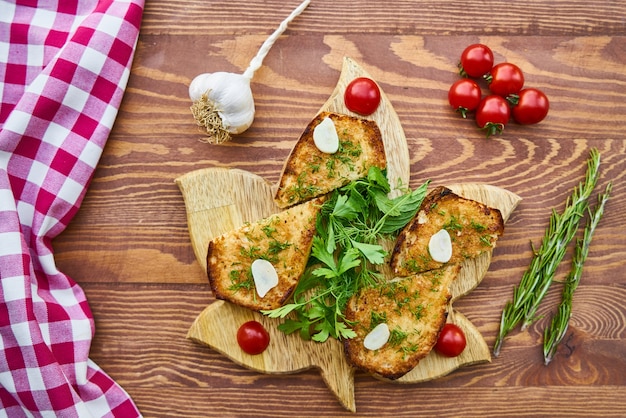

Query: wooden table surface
[53,0,626,416]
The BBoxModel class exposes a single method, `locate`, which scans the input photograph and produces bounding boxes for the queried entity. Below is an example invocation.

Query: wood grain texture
[52,0,626,416]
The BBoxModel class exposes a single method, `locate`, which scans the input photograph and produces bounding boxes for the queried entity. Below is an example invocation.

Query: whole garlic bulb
[189,72,255,144]
[189,0,310,144]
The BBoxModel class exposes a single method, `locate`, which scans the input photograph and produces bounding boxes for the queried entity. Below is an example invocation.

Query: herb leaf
[378,182,430,234]
[350,240,386,264]
[332,194,360,219]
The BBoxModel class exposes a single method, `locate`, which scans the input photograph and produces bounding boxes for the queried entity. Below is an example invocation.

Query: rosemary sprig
[543,182,611,365]
[493,148,602,357]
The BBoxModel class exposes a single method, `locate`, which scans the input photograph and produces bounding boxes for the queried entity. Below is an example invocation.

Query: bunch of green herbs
[262,167,430,342]
[493,148,603,357]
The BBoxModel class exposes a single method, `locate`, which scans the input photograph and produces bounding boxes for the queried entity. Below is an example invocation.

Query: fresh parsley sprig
[262,166,430,342]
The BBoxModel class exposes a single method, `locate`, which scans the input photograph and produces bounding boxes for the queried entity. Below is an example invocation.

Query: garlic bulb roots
[189,0,311,144]
[189,93,232,144]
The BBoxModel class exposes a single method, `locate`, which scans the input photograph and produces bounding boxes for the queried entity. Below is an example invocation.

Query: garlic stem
[242,0,312,80]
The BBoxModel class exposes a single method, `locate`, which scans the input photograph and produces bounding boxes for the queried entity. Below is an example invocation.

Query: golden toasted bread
[207,197,324,311]
[274,111,386,208]
[390,186,504,277]
[344,264,461,379]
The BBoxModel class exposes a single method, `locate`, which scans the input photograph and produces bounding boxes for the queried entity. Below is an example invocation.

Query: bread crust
[207,197,324,311]
[344,264,461,379]
[390,186,504,276]
[274,111,386,208]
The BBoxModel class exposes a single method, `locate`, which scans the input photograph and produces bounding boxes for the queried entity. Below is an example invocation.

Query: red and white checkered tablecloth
[1,1,144,416]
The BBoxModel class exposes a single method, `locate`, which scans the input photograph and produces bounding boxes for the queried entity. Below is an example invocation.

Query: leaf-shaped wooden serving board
[176,57,521,412]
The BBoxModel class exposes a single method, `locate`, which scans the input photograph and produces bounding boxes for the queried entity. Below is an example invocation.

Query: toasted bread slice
[344,264,461,379]
[390,186,504,277]
[274,111,386,208]
[207,197,324,311]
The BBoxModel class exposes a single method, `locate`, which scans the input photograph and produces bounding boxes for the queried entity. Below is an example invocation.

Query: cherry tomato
[487,63,525,97]
[511,88,550,125]
[475,95,510,137]
[459,44,494,78]
[344,77,381,115]
[237,321,270,355]
[448,78,482,118]
[435,323,467,357]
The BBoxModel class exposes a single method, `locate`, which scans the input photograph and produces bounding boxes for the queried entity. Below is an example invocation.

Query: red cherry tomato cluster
[451,44,549,137]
